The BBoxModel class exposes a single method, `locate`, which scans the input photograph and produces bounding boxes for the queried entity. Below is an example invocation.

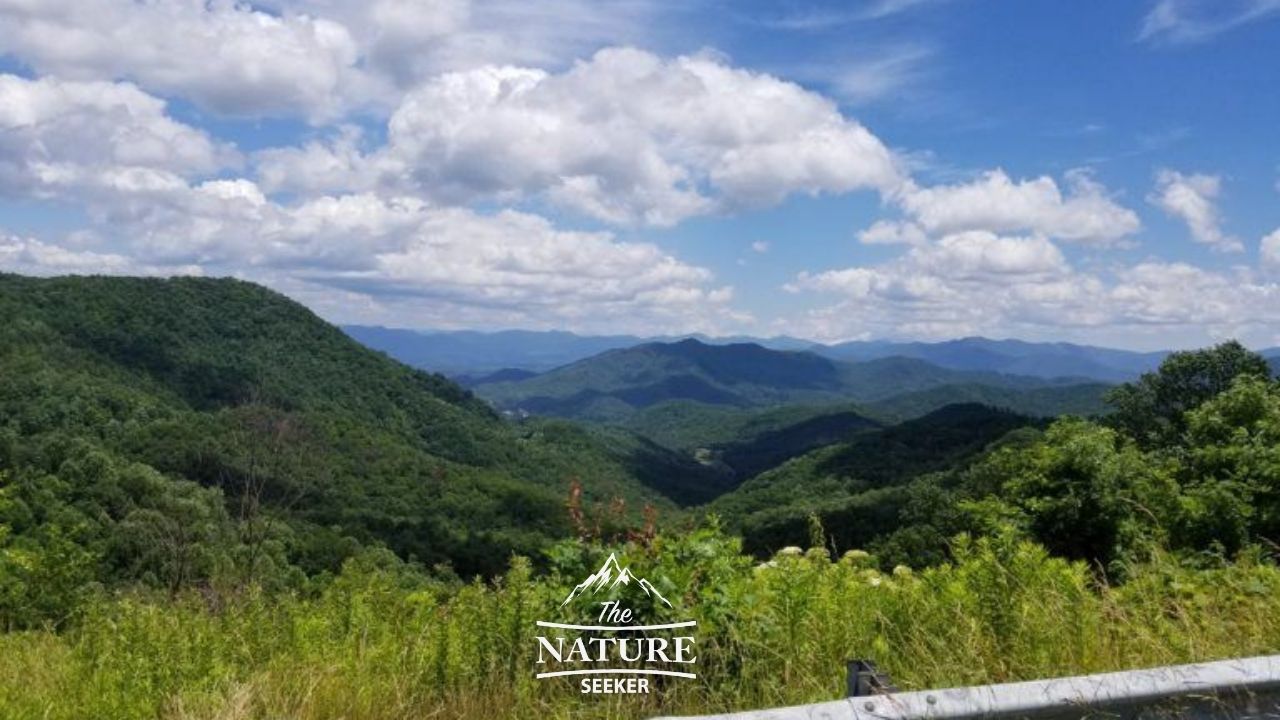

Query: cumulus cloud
[789,232,1088,340]
[0,0,364,118]
[892,169,1141,245]
[0,0,673,118]
[789,231,1280,343]
[1262,229,1280,272]
[0,64,745,332]
[0,233,202,276]
[794,232,1068,293]
[293,0,660,88]
[255,125,373,195]
[0,234,132,274]
[1,169,741,333]
[792,232,1083,338]
[2,2,1271,345]
[258,47,905,226]
[1148,169,1243,252]
[0,74,234,198]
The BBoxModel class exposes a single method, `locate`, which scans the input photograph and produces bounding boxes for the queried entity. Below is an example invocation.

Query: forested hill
[3,274,497,458]
[0,274,698,581]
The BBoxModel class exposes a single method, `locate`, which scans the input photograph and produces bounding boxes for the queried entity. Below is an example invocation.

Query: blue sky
[1,0,1278,349]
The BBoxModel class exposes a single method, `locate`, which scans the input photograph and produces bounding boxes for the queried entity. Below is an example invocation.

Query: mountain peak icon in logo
[560,553,673,608]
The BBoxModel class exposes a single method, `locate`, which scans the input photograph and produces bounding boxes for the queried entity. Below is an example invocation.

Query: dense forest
[3,273,1280,719]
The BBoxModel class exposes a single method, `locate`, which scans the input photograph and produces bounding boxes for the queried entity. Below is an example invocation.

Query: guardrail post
[846,658,897,697]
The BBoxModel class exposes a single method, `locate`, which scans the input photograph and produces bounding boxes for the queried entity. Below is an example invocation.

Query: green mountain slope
[707,404,1039,555]
[867,382,1111,420]
[0,274,685,579]
[618,400,884,450]
[712,408,883,480]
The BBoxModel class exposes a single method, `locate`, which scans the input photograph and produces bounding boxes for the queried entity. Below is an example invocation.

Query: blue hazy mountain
[343,327,1181,383]
[814,337,1169,382]
[1265,348,1280,376]
[342,326,815,375]
[473,339,1107,422]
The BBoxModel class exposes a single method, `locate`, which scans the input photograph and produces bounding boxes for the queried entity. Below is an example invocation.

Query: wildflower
[842,550,872,567]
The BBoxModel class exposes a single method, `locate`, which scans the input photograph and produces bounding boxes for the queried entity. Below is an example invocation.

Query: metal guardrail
[654,655,1280,720]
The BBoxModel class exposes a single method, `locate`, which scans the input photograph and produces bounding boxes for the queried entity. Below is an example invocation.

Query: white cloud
[858,220,927,245]
[294,0,661,88]
[1148,169,1243,252]
[1,166,743,333]
[0,0,364,119]
[0,234,132,273]
[0,233,202,276]
[1140,0,1280,44]
[1262,229,1280,272]
[2,3,1272,346]
[0,74,235,198]
[789,232,1280,343]
[260,47,905,226]
[789,232,1079,339]
[795,231,1068,293]
[0,66,743,332]
[893,169,1141,244]
[1107,262,1279,328]
[0,0,674,118]
[254,125,375,195]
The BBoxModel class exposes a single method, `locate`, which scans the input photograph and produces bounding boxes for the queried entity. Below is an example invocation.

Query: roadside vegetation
[1,528,1277,720]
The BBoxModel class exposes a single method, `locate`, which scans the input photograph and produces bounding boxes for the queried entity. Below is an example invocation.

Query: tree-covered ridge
[617,400,881,450]
[707,341,1280,573]
[0,273,689,624]
[865,381,1110,421]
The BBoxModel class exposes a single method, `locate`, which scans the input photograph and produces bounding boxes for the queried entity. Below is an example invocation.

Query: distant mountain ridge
[473,338,1108,422]
[342,326,813,375]
[1265,348,1280,376]
[344,326,1183,383]
[816,337,1170,382]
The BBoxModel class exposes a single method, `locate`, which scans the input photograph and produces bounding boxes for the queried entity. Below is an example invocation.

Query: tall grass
[2,529,1279,720]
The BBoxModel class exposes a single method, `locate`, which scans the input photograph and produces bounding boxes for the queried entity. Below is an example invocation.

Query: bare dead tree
[219,388,318,593]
